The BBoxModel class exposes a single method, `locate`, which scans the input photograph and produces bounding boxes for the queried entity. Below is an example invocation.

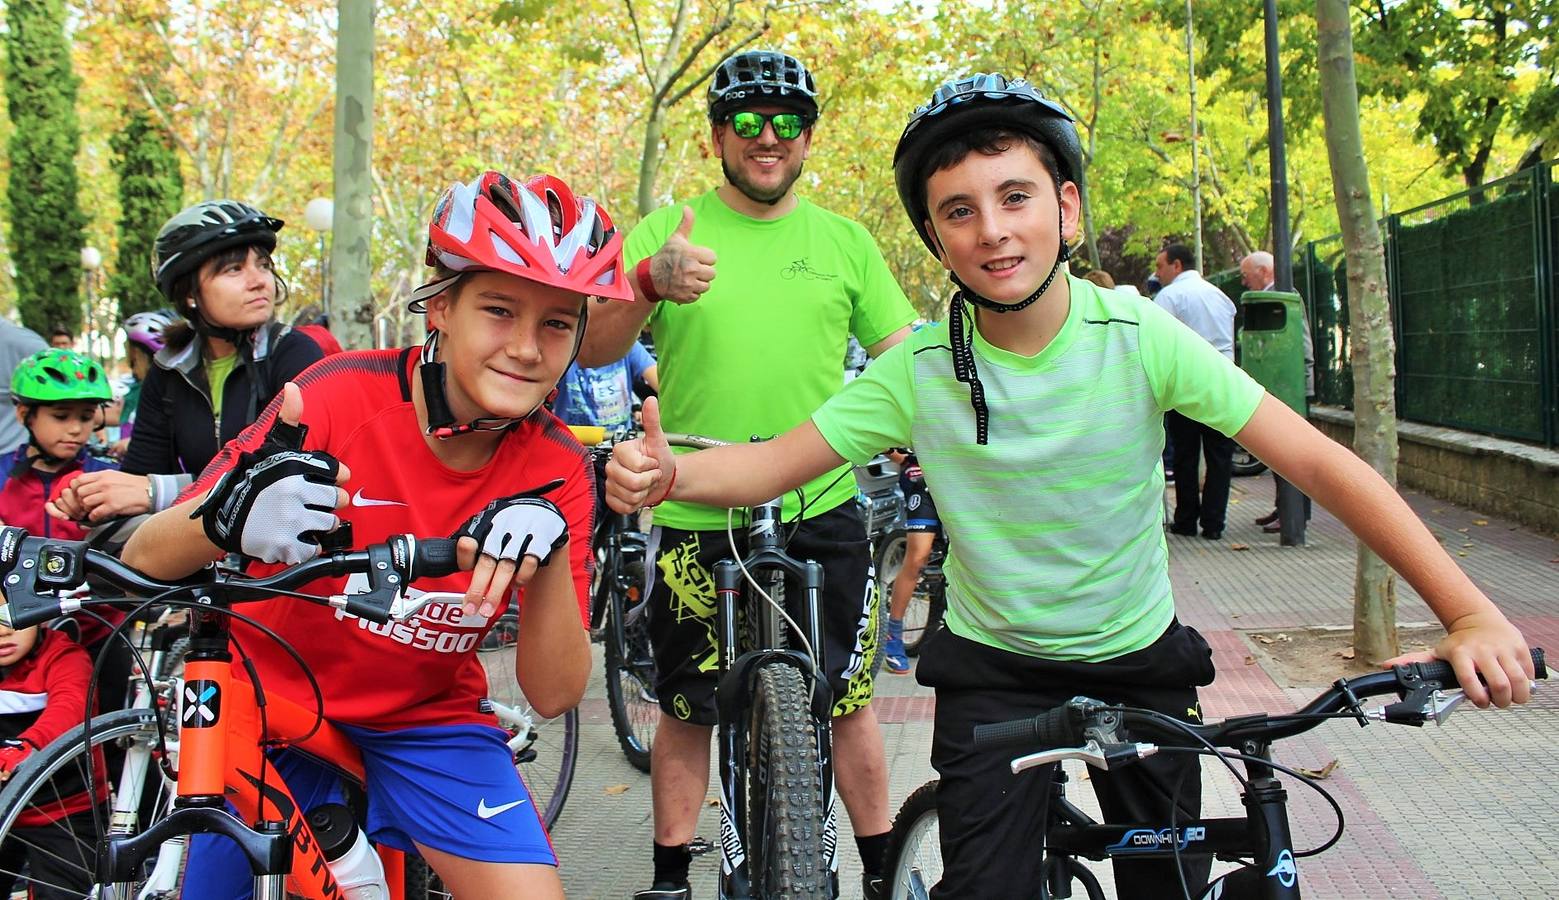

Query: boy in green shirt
[604,74,1533,898]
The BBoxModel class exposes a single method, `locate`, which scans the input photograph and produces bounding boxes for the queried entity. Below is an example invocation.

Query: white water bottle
[308,803,388,900]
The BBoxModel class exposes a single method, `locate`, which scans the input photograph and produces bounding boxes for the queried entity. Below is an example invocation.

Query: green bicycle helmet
[11,349,113,405]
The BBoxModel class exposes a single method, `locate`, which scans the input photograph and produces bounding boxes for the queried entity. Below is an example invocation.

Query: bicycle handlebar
[0,526,461,631]
[973,648,1547,753]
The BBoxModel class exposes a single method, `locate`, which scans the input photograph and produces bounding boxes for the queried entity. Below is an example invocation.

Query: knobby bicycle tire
[603,579,656,773]
[884,779,940,900]
[746,663,829,898]
[0,707,169,899]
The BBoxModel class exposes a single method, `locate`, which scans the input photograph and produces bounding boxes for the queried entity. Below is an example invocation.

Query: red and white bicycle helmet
[409,171,632,311]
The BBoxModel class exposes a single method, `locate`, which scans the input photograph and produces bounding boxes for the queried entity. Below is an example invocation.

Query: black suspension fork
[1239,740,1302,900]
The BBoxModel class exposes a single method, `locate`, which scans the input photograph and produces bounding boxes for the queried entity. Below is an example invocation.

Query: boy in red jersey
[123,171,633,898]
[0,622,108,900]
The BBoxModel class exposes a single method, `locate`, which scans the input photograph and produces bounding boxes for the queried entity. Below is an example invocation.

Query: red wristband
[647,466,677,508]
[635,257,662,303]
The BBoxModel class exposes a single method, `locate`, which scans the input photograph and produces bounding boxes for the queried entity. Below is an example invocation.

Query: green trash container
[1238,290,1308,415]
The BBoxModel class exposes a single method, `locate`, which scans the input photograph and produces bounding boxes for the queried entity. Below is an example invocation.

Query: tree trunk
[1316,0,1399,664]
[332,0,375,350]
[638,108,667,218]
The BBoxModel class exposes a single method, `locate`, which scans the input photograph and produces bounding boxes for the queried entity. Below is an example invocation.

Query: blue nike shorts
[183,722,552,898]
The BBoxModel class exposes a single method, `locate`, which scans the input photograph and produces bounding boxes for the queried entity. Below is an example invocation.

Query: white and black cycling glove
[453,479,569,568]
[192,419,343,565]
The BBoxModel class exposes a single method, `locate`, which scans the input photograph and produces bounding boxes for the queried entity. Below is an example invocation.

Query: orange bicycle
[0,525,473,899]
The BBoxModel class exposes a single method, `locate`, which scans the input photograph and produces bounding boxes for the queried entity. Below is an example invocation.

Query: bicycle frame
[100,609,413,900]
[1042,743,1299,900]
[710,494,835,899]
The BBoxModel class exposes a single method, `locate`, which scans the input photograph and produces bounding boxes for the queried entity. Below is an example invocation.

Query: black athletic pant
[917,623,1217,899]
[1168,410,1235,534]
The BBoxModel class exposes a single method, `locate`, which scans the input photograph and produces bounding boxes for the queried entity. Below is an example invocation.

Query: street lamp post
[79,246,102,356]
[304,198,334,322]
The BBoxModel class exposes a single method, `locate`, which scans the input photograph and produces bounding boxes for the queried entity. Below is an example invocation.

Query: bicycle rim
[885,781,941,900]
[477,641,579,830]
[747,663,828,898]
[604,589,657,773]
[0,708,171,898]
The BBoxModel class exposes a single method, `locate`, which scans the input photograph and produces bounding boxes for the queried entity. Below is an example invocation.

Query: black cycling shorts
[901,480,940,532]
[644,503,879,726]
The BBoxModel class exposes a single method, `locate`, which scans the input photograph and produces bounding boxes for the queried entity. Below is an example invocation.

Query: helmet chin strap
[944,211,1072,446]
[418,303,591,440]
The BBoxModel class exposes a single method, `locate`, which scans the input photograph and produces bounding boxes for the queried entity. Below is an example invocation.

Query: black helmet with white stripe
[153,200,284,301]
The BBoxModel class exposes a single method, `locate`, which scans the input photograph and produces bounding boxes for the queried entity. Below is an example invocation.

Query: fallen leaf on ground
[1431,508,1444,514]
[605,784,630,795]
[1244,655,1257,666]
[1230,613,1241,618]
[707,797,719,807]
[1473,519,1488,526]
[1296,759,1339,779]
[1457,551,1468,557]
[1230,543,1251,551]
[1457,527,1470,533]
[1337,647,1356,660]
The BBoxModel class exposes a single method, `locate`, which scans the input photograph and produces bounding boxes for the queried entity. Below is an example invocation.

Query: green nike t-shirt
[624,191,915,530]
[812,276,1266,662]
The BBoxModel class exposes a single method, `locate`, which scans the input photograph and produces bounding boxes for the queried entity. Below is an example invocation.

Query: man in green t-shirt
[577,49,915,900]
[604,74,1534,899]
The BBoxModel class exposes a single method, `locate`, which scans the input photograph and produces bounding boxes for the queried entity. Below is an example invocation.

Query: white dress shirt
[1155,270,1235,360]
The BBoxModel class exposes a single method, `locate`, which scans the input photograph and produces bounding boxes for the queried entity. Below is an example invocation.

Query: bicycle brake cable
[726,507,825,685]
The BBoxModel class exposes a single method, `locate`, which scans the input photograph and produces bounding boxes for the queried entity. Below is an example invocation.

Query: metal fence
[1220,162,1557,447]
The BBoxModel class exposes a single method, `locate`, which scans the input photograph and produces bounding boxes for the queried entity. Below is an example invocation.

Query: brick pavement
[552,474,1559,898]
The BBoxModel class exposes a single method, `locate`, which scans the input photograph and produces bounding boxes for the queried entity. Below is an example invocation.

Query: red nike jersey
[185,349,595,730]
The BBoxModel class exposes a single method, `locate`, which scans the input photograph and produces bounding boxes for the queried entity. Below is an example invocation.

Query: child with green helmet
[0,348,133,709]
[0,348,118,539]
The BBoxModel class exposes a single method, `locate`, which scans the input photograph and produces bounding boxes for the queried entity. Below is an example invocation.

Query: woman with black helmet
[49,201,323,525]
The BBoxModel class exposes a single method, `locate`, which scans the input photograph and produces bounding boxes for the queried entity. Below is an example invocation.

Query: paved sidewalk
[552,474,1559,898]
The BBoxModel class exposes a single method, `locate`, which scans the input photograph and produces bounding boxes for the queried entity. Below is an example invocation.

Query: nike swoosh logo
[477,797,527,819]
[352,489,407,508]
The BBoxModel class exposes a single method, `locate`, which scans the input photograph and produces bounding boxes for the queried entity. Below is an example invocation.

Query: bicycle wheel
[0,707,168,898]
[746,662,829,898]
[603,574,657,773]
[902,577,944,658]
[476,625,579,830]
[885,780,940,900]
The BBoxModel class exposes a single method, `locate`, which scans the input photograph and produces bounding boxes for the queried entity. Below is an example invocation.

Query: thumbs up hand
[645,206,717,304]
[605,396,677,512]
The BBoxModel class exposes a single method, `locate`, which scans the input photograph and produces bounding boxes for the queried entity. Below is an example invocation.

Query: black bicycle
[663,433,837,899]
[885,649,1547,899]
[573,425,658,773]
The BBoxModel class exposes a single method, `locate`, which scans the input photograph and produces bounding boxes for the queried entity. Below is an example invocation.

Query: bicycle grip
[972,706,1079,752]
[412,538,461,580]
[1412,648,1546,686]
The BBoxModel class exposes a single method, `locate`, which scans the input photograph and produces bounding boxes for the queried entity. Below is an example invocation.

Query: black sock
[855,830,891,878]
[652,841,692,886]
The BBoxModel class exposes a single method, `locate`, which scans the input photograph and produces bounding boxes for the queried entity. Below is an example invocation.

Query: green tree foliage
[1188,0,1558,190]
[109,107,184,318]
[3,0,87,334]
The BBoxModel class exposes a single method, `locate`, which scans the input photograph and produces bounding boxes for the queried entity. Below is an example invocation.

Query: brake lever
[1369,687,1466,726]
[1010,740,1158,774]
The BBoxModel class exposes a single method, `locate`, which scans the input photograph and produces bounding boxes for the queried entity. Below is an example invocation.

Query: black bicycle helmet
[707,49,819,123]
[153,200,284,302]
[893,73,1084,257]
